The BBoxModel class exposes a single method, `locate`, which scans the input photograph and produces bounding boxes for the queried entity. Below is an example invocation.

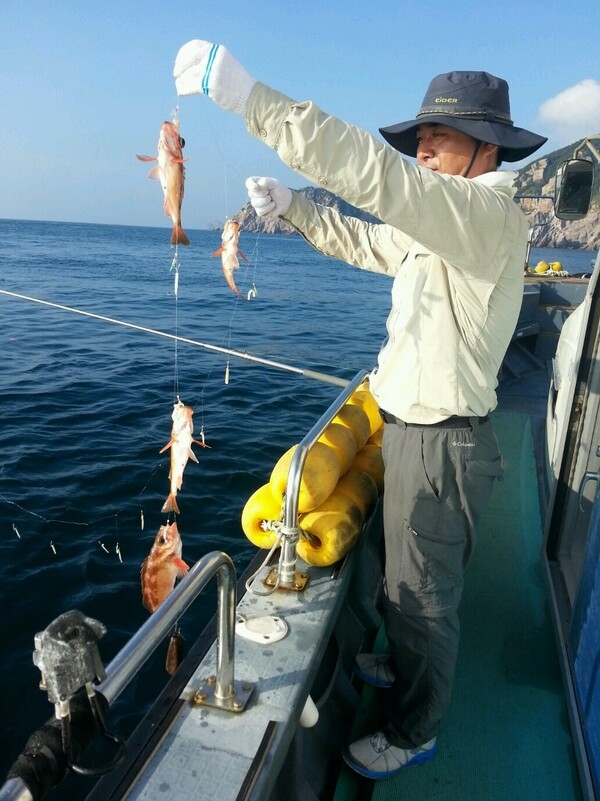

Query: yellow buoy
[318,422,357,476]
[332,404,371,451]
[297,492,364,567]
[550,261,563,272]
[352,443,385,493]
[270,442,340,513]
[241,483,282,549]
[368,426,383,448]
[535,260,550,273]
[336,467,379,520]
[346,388,382,437]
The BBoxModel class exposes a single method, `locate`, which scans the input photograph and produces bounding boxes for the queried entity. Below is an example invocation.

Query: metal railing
[97,550,239,706]
[276,369,368,588]
[0,551,243,801]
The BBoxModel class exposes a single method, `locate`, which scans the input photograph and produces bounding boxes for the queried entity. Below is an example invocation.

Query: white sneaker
[354,653,395,688]
[343,730,437,779]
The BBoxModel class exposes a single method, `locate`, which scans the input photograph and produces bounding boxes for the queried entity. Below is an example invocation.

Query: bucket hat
[380,71,546,162]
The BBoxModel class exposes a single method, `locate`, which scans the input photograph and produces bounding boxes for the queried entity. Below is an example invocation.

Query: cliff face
[514,139,600,250]
[235,186,381,235]
[235,138,599,251]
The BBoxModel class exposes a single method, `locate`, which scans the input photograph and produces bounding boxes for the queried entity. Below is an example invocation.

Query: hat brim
[379,115,547,162]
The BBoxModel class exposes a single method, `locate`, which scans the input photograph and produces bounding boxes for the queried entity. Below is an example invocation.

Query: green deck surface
[336,411,583,801]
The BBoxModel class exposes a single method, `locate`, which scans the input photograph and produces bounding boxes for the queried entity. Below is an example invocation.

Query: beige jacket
[245,83,529,423]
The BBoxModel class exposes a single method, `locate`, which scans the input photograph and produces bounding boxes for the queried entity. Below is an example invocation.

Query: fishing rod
[0,289,349,388]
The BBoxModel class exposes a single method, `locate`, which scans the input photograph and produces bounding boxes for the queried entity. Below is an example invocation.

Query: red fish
[160,400,208,514]
[212,219,249,299]
[137,121,190,246]
[140,521,189,613]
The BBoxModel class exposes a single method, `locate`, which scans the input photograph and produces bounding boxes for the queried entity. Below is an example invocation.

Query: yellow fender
[241,483,282,549]
[368,426,383,448]
[318,422,357,476]
[297,492,364,567]
[336,468,378,520]
[550,261,563,272]
[270,441,340,513]
[331,404,371,451]
[346,387,382,437]
[535,260,550,273]
[352,442,385,493]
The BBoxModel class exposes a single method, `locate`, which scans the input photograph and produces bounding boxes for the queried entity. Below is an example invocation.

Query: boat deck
[336,388,585,800]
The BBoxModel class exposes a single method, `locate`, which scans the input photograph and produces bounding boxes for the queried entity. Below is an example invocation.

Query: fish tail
[161,494,180,514]
[171,225,190,246]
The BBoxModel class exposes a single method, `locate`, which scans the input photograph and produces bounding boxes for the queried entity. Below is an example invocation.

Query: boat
[1,157,598,801]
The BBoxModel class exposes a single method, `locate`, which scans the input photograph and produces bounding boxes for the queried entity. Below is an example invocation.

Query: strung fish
[212,219,249,299]
[140,521,189,613]
[137,121,190,246]
[165,628,183,675]
[160,400,209,514]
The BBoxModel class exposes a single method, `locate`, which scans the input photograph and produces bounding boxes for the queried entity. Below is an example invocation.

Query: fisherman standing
[173,40,546,779]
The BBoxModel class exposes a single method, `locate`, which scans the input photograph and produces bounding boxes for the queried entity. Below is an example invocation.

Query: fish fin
[211,247,224,257]
[172,557,190,574]
[188,448,200,464]
[147,166,161,180]
[171,225,190,246]
[159,439,174,454]
[239,250,250,263]
[136,154,157,162]
[161,494,180,514]
[193,438,211,449]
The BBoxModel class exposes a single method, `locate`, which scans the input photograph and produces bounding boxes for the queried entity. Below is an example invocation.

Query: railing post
[274,371,368,590]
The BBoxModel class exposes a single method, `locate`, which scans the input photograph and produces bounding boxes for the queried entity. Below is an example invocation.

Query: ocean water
[0,218,594,794]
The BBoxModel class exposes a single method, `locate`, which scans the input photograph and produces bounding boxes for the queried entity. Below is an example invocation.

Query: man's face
[416,123,485,176]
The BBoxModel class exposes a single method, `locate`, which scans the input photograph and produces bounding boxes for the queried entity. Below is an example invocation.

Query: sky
[1,0,599,230]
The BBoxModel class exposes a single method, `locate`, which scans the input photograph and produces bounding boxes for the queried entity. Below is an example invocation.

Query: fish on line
[137,121,190,247]
[140,521,189,613]
[212,219,249,300]
[160,400,210,514]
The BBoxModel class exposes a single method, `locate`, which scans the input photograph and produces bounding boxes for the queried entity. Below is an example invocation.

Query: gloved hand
[246,177,293,219]
[173,40,256,116]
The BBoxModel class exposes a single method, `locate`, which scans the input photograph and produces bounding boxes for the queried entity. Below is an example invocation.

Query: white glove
[246,177,292,219]
[173,40,256,116]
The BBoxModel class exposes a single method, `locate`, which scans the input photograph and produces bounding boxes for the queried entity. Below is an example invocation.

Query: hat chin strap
[461,139,483,178]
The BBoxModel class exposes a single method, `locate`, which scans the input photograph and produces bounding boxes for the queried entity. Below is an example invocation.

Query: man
[174,41,546,779]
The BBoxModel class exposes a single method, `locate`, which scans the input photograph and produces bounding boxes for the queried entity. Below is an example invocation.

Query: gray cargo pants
[379,413,502,749]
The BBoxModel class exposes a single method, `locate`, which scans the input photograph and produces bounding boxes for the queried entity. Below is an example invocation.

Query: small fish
[140,521,189,613]
[165,629,183,675]
[160,400,209,514]
[137,121,190,247]
[211,219,249,299]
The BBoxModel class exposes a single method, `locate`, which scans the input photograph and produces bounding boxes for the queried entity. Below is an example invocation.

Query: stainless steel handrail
[0,552,238,801]
[278,369,368,587]
[96,550,236,705]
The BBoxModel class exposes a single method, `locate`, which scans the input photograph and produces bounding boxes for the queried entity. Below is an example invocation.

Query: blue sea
[0,218,595,795]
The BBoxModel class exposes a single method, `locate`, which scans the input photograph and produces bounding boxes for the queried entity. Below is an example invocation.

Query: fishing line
[0,291,348,386]
[180,95,268,439]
